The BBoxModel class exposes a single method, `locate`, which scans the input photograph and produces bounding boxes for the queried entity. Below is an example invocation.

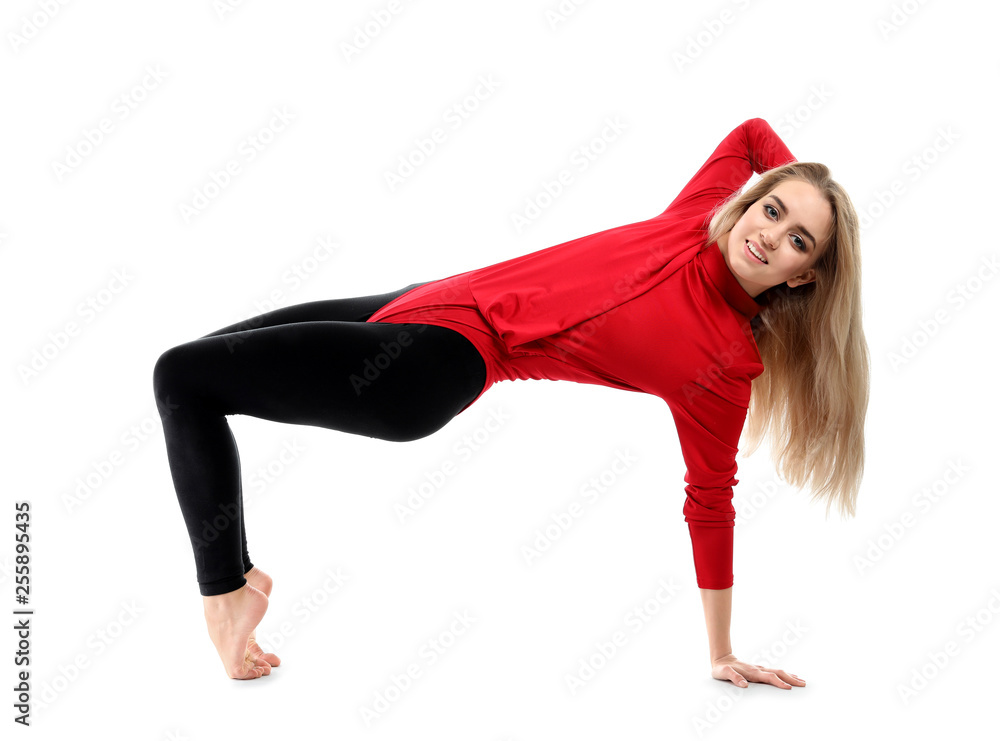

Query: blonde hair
[706,162,870,519]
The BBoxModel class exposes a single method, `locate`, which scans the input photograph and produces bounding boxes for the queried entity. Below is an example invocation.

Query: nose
[759,230,773,250]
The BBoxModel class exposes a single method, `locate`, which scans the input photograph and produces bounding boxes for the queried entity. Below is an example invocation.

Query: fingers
[778,669,805,686]
[715,660,806,690]
[752,666,805,689]
[716,660,806,690]
[769,667,805,687]
[724,666,749,688]
[752,668,790,689]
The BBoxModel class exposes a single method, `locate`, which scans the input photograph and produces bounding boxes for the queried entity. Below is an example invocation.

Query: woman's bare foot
[244,567,281,668]
[203,583,270,680]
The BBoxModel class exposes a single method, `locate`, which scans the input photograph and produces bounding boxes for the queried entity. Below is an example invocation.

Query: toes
[247,639,281,668]
[228,665,258,680]
[227,649,270,680]
[230,661,266,680]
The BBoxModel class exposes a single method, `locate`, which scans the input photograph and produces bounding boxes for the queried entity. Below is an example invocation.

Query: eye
[763,203,807,251]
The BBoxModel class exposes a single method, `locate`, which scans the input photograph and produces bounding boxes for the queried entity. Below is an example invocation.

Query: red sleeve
[665,368,755,590]
[659,118,796,221]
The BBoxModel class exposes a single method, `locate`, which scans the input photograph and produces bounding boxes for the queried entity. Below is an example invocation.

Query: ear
[786,269,816,288]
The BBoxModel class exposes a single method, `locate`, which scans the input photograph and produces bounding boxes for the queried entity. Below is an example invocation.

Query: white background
[3,0,997,738]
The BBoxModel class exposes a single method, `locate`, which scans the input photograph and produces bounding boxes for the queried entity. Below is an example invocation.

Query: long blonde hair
[706,162,870,519]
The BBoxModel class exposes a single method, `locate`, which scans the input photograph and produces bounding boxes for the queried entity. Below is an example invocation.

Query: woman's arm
[700,587,733,662]
[700,586,807,689]
[667,371,807,689]
[659,118,796,219]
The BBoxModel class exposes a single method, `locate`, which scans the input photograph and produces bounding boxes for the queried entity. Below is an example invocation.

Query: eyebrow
[768,195,817,250]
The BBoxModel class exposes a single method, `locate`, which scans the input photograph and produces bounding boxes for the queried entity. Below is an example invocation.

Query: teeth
[747,240,767,263]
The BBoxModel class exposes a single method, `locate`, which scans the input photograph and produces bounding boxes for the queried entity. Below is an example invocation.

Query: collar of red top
[701,240,766,320]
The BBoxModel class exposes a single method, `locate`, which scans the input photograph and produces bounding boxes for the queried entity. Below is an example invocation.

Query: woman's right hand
[710,653,806,689]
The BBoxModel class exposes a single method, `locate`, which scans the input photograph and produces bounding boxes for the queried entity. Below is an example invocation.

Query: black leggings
[152,282,488,596]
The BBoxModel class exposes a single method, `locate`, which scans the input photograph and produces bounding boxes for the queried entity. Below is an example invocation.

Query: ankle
[244,567,273,593]
[203,584,253,614]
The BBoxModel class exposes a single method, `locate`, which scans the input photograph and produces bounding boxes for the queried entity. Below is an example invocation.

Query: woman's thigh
[155,317,484,443]
[197,281,430,339]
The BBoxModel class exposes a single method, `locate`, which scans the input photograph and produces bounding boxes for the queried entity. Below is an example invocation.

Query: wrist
[710,649,735,666]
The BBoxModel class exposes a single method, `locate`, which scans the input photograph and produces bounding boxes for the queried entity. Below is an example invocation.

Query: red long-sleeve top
[367,118,796,589]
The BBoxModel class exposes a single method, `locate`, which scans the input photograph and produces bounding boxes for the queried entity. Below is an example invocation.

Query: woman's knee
[152,344,199,415]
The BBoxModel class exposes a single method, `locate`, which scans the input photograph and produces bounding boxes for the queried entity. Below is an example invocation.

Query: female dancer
[153,118,869,685]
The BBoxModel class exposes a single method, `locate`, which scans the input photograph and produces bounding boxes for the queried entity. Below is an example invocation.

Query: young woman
[153,118,869,685]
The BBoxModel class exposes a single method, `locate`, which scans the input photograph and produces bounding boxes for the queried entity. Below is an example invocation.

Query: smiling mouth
[746,240,767,264]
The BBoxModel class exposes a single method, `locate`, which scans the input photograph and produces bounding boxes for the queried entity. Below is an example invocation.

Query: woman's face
[720,178,833,298]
